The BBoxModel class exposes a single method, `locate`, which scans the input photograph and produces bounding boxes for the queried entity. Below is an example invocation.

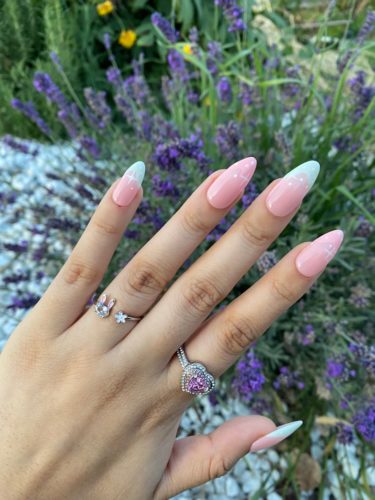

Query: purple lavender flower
[57,108,79,138]
[215,0,246,32]
[2,134,33,155]
[78,135,101,160]
[49,51,64,74]
[167,49,188,81]
[354,215,374,238]
[106,67,121,86]
[336,423,354,444]
[214,121,242,161]
[207,41,222,75]
[348,284,372,309]
[242,182,258,207]
[348,70,375,119]
[151,12,179,43]
[216,77,232,103]
[358,10,375,45]
[353,398,375,442]
[33,72,68,109]
[7,293,40,310]
[152,174,179,198]
[326,356,356,384]
[2,271,30,285]
[257,250,278,274]
[238,82,254,106]
[297,324,316,346]
[11,99,51,136]
[189,26,199,44]
[114,94,135,124]
[84,88,112,129]
[123,73,152,107]
[273,366,305,390]
[3,240,29,253]
[103,33,111,50]
[232,349,266,402]
[153,133,209,171]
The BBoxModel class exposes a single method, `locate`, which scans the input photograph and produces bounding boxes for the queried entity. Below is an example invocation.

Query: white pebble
[225,476,240,497]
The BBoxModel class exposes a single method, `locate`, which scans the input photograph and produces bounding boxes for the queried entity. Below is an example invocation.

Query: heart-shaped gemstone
[181,362,215,396]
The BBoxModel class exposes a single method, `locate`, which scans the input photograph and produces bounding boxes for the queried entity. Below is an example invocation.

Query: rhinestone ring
[94,294,143,324]
[177,346,215,396]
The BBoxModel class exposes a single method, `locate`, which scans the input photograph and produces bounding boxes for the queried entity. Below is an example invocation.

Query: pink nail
[266,160,320,217]
[112,161,145,207]
[207,157,257,209]
[296,229,344,278]
[250,421,303,452]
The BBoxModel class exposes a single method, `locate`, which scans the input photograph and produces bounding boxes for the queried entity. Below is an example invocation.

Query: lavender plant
[1,2,374,497]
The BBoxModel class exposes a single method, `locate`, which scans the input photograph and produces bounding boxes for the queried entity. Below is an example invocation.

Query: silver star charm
[115,311,128,324]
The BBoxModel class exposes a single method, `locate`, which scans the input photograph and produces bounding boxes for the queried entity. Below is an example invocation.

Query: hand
[0,158,343,499]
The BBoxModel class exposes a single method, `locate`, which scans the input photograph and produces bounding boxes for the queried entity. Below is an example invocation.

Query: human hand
[0,158,343,499]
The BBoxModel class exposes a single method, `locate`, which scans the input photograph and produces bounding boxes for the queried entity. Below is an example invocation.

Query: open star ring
[177,346,215,396]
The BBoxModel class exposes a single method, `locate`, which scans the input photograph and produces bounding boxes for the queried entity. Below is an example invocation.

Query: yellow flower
[96,1,114,16]
[182,44,193,55]
[118,30,137,49]
[203,96,211,107]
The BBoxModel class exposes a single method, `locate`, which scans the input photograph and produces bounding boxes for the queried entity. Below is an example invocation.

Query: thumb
[155,415,287,500]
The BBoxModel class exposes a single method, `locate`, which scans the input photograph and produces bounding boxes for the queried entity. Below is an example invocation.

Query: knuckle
[240,217,272,248]
[207,435,232,480]
[219,316,259,356]
[124,260,167,297]
[271,278,296,303]
[63,256,100,286]
[181,209,212,236]
[91,216,122,237]
[182,277,223,316]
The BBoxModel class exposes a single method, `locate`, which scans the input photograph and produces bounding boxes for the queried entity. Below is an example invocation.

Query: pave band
[177,346,215,396]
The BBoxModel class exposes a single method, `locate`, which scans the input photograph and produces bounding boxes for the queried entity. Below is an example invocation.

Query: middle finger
[121,160,320,366]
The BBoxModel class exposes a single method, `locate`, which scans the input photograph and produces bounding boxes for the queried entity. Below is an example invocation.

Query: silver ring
[177,346,215,396]
[94,294,143,324]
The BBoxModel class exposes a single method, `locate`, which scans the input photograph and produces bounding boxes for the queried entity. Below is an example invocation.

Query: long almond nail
[112,161,145,207]
[207,157,257,209]
[296,229,344,277]
[266,160,320,217]
[250,420,303,452]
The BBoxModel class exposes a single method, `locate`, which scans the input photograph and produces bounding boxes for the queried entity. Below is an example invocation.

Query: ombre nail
[250,420,303,452]
[296,229,344,278]
[112,161,145,207]
[266,160,320,217]
[207,157,257,209]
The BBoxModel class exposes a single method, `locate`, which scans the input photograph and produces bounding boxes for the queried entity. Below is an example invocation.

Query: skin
[0,169,321,499]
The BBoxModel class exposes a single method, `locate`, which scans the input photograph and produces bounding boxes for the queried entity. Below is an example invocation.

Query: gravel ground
[1,140,373,499]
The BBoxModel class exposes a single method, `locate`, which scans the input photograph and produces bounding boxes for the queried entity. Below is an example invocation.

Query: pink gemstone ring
[177,346,215,396]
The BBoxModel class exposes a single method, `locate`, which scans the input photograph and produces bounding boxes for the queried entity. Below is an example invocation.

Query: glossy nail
[112,161,145,207]
[207,157,257,209]
[296,229,344,278]
[250,420,303,452]
[266,160,320,217]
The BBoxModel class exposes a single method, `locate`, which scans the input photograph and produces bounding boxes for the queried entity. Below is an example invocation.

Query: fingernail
[112,161,145,207]
[266,160,320,217]
[250,420,303,452]
[207,157,257,209]
[296,229,344,278]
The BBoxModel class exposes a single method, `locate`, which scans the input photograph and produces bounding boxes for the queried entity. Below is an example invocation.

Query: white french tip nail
[284,160,320,190]
[265,420,303,439]
[124,160,145,185]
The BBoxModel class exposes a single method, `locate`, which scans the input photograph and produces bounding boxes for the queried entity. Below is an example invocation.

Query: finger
[77,158,256,353]
[154,416,277,500]
[129,161,320,366]
[167,230,344,397]
[28,162,145,335]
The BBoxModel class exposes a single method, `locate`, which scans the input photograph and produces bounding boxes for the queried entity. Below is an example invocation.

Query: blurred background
[0,1,374,498]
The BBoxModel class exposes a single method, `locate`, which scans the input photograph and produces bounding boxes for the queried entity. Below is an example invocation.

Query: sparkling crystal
[95,304,109,318]
[187,372,210,394]
[115,312,127,324]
